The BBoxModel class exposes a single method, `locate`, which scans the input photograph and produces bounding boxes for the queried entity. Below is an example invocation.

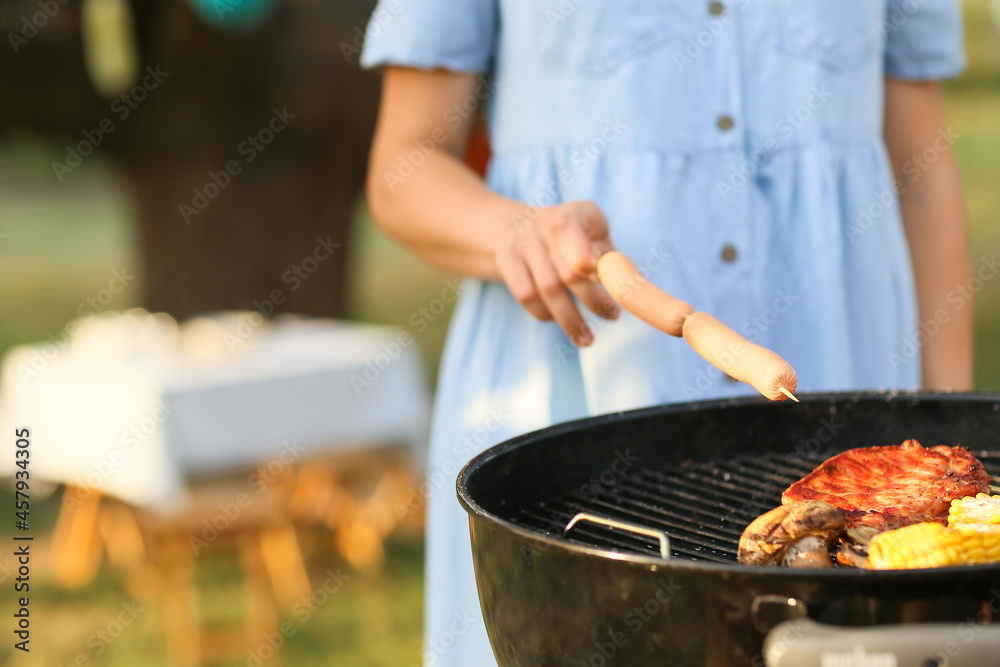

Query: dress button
[717,115,735,131]
[721,244,738,263]
[709,1,725,16]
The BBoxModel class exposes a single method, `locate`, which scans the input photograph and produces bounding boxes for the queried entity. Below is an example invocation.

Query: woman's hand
[368,68,619,345]
[495,200,619,346]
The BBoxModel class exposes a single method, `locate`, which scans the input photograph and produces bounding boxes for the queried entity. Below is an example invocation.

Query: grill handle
[564,512,671,560]
[764,617,1000,667]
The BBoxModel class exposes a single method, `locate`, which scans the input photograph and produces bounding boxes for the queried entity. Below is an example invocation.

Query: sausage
[682,312,798,402]
[597,251,799,402]
[596,251,694,337]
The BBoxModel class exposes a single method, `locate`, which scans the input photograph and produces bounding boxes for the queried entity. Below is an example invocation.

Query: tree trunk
[0,0,380,319]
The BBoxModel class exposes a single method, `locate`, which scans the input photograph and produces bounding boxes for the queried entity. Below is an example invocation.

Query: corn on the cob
[868,521,1000,570]
[948,493,1000,531]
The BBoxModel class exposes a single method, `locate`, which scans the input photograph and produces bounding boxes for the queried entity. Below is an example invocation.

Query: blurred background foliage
[0,1,998,665]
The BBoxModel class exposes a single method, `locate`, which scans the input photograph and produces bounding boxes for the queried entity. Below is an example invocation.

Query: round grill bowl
[457,391,1000,666]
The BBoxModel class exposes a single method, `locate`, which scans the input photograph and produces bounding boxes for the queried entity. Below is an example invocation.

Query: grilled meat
[782,440,991,532]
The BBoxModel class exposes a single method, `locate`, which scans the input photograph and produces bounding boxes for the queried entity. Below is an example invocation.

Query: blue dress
[362,2,964,664]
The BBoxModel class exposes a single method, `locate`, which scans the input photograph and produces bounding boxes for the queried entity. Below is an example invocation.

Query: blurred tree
[0,0,379,319]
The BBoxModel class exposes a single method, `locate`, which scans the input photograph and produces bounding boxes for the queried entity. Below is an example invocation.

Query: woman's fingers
[570,280,620,321]
[521,232,594,346]
[540,201,609,281]
[545,229,618,320]
[495,237,553,323]
[550,247,620,320]
[496,200,621,345]
[540,202,619,320]
[544,212,599,280]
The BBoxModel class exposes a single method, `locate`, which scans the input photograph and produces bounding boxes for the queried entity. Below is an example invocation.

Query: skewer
[778,386,799,403]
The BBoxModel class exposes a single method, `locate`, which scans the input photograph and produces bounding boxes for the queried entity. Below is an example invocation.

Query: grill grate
[515,451,1000,564]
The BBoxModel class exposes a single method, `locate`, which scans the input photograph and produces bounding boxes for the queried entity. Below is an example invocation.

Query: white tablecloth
[0,311,430,509]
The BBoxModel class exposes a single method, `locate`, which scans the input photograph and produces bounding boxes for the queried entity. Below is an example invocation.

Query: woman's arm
[367,68,514,278]
[367,67,618,345]
[883,78,973,390]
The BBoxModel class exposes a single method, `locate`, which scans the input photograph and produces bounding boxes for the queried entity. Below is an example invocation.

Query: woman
[361,2,972,664]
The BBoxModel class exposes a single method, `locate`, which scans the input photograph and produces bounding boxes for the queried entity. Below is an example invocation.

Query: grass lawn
[0,3,998,665]
[0,506,425,667]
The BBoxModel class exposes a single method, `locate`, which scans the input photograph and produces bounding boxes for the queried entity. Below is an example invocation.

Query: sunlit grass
[0,512,424,666]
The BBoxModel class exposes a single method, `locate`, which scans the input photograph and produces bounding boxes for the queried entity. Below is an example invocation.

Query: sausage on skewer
[682,312,798,402]
[596,251,694,337]
[596,251,798,402]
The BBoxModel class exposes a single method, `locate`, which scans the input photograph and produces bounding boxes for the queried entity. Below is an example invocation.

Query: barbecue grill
[457,392,1000,666]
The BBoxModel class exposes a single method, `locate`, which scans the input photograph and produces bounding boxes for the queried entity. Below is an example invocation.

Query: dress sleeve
[883,0,965,80]
[360,0,498,73]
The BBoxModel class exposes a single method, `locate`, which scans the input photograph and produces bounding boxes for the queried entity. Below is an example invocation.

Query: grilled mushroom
[738,500,845,567]
[835,526,880,568]
[782,535,833,567]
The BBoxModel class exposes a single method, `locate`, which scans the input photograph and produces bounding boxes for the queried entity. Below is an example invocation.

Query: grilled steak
[782,440,991,531]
